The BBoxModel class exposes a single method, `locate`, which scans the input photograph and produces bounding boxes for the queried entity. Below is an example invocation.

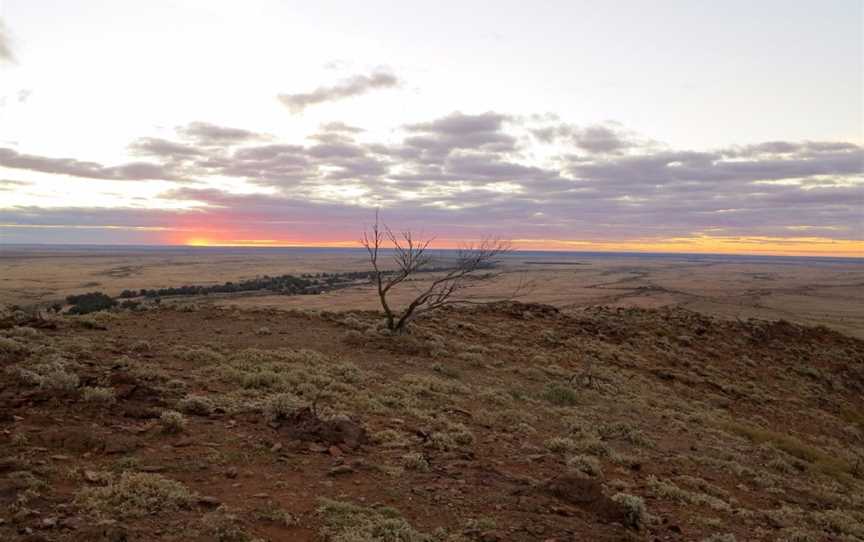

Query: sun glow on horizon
[171,232,864,257]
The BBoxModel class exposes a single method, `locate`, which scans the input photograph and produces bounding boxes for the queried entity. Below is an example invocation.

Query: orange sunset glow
[164,230,864,258]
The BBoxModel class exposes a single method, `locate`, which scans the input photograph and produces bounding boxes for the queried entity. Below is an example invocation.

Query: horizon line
[2,241,862,261]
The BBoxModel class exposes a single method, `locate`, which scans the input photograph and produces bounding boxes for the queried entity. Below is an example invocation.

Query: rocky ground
[0,301,863,541]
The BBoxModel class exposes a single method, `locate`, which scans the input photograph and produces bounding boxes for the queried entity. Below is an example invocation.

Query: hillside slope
[1,302,863,541]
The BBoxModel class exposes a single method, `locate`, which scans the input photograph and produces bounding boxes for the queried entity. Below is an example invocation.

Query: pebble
[198,496,221,507]
[327,465,354,477]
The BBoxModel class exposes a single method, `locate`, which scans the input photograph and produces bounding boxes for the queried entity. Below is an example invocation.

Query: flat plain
[1,246,862,338]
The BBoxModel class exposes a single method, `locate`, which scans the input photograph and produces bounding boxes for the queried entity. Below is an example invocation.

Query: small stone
[225,468,238,479]
[172,438,194,448]
[527,525,545,535]
[41,517,57,529]
[198,496,220,508]
[270,442,283,453]
[328,445,343,457]
[308,443,328,453]
[327,465,354,477]
[252,493,269,498]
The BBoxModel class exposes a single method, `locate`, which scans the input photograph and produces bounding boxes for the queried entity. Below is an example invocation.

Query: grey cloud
[444,153,562,183]
[567,146,863,184]
[574,125,636,154]
[533,121,645,155]
[232,144,306,161]
[406,111,509,135]
[723,141,862,157]
[320,121,364,133]
[402,112,517,159]
[129,138,204,160]
[277,71,399,113]
[178,122,262,146]
[0,148,178,181]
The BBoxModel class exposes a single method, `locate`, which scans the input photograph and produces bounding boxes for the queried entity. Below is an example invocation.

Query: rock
[79,521,128,542]
[276,407,368,450]
[225,467,238,479]
[198,496,220,508]
[105,438,136,454]
[327,465,354,477]
[58,517,83,530]
[172,438,194,448]
[540,473,629,526]
[0,458,25,472]
[270,442,283,453]
[328,445,343,457]
[527,525,545,535]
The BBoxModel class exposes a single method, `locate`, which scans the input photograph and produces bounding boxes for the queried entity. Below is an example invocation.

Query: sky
[0,0,862,256]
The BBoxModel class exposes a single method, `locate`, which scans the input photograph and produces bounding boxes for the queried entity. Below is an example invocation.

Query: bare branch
[361,214,514,333]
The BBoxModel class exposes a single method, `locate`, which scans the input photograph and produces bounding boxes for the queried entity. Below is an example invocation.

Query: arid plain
[2,245,864,541]
[1,246,862,338]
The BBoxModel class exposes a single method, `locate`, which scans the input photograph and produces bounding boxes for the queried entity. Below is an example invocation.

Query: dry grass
[74,472,196,518]
[317,499,433,542]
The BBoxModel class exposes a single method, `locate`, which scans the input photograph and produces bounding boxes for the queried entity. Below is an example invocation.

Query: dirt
[0,302,862,541]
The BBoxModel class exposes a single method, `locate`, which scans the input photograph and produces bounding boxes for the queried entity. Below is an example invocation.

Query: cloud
[2,112,861,247]
[277,71,399,113]
[320,121,364,134]
[0,19,14,64]
[129,137,204,160]
[723,140,862,157]
[0,148,178,181]
[532,121,647,155]
[401,111,517,159]
[178,122,262,146]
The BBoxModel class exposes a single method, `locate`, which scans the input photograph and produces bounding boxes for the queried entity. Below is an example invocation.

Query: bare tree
[361,213,513,334]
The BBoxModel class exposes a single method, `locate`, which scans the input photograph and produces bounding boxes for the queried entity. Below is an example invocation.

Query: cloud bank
[1,113,862,253]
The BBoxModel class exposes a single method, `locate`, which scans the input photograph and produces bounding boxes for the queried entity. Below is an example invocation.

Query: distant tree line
[119,274,317,299]
[117,266,470,300]
[64,262,495,316]
[66,292,116,315]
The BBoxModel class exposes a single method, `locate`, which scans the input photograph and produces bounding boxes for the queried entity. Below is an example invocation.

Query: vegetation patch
[75,472,196,518]
[318,498,433,542]
[719,421,854,480]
